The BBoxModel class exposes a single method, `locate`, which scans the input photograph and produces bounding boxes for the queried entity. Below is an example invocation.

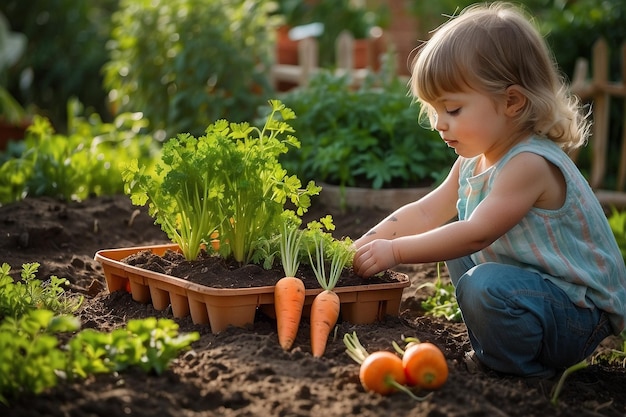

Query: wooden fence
[271,30,380,89]
[571,38,626,207]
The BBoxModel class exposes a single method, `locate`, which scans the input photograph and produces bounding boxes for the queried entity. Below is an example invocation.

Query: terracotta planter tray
[94,244,410,333]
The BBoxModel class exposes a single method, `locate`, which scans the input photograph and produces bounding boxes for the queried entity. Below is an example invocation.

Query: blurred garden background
[0,0,625,203]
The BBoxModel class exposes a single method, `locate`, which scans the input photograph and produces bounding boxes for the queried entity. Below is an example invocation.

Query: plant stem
[550,360,588,406]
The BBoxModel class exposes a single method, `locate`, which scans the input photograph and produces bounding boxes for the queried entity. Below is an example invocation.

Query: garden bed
[1,195,625,417]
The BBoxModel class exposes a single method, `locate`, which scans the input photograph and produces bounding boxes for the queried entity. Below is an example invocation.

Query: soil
[1,195,625,417]
[122,247,405,290]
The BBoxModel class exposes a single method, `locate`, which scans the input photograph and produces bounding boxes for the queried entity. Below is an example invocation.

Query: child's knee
[456,262,502,300]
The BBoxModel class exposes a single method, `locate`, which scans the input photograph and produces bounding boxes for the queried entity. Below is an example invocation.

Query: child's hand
[353,239,397,277]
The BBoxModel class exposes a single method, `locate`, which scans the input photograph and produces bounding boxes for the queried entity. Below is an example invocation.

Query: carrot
[360,351,407,395]
[306,225,352,358]
[401,342,448,389]
[310,289,340,357]
[209,230,220,252]
[274,217,305,351]
[274,276,305,350]
[343,331,431,400]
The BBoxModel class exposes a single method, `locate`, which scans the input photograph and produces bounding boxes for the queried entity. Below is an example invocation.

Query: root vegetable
[359,351,407,395]
[402,342,448,389]
[344,332,432,401]
[310,289,341,357]
[274,276,306,350]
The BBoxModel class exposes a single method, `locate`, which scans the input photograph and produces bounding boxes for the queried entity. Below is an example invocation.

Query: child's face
[427,89,511,159]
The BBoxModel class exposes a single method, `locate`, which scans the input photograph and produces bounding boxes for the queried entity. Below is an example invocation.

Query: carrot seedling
[304,218,353,357]
[417,262,461,322]
[274,212,306,350]
[550,360,588,406]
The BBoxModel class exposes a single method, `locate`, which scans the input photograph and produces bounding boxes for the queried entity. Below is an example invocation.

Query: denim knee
[454,263,503,323]
[452,262,610,377]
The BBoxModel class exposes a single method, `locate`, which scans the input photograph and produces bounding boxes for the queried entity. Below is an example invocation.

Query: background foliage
[0,0,624,188]
[103,0,276,138]
[1,0,118,131]
[278,71,455,189]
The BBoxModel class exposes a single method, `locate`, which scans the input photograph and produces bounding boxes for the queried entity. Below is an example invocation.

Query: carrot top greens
[124,100,320,262]
[304,217,354,291]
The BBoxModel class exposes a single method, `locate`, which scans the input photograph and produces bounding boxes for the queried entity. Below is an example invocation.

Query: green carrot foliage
[124,100,320,262]
[304,217,354,291]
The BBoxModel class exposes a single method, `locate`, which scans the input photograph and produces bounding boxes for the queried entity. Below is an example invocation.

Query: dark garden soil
[1,194,625,417]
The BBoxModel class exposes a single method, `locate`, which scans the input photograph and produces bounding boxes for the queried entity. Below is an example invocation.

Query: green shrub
[103,0,276,138]
[0,262,199,405]
[0,99,159,205]
[0,0,117,130]
[277,71,455,189]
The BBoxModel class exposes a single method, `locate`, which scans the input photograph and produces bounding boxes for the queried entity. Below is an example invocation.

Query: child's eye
[446,108,460,115]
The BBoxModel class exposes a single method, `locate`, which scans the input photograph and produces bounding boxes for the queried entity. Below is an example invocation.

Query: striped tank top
[457,136,626,334]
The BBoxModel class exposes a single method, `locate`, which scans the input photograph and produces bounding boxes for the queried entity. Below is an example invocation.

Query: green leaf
[124,100,320,265]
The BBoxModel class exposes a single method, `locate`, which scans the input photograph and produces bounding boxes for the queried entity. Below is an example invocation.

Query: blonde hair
[410,2,589,152]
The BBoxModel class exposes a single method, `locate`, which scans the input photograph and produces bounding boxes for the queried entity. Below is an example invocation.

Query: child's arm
[353,158,461,248]
[353,152,557,276]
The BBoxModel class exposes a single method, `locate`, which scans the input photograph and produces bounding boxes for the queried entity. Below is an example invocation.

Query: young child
[352,2,626,378]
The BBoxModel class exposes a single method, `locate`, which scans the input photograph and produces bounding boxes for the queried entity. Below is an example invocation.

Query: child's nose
[435,117,447,132]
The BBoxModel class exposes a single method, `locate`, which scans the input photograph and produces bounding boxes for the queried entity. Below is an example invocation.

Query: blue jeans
[446,256,612,378]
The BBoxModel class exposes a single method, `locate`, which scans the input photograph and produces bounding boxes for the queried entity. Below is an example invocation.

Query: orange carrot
[210,230,220,252]
[402,342,448,389]
[274,217,305,350]
[310,289,341,357]
[274,276,305,350]
[344,332,431,400]
[359,351,407,395]
[305,224,353,358]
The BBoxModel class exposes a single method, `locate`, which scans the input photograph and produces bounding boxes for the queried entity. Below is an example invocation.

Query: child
[352,2,626,378]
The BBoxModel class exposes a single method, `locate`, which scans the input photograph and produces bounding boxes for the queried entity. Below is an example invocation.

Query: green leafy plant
[279,71,455,189]
[0,99,159,205]
[416,263,461,322]
[303,216,354,280]
[0,262,199,405]
[0,262,83,320]
[103,0,276,138]
[68,317,199,377]
[0,309,80,404]
[124,99,321,263]
[0,311,198,404]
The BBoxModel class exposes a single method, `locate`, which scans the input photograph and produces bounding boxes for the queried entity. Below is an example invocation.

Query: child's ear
[504,85,527,116]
